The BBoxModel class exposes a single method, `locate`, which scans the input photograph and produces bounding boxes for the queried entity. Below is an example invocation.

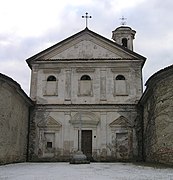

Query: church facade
[26,26,146,162]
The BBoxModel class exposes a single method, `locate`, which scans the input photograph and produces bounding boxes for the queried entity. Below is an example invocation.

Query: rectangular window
[47,142,53,148]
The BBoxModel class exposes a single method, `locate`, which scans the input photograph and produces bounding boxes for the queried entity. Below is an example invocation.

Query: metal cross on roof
[82,12,92,28]
[120,16,127,26]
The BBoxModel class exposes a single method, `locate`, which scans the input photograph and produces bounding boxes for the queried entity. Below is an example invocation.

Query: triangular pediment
[52,41,118,59]
[26,28,146,67]
[109,116,131,127]
[69,112,100,128]
[38,116,62,128]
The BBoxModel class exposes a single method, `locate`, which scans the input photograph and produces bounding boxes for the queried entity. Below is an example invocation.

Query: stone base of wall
[146,148,173,165]
[0,156,26,165]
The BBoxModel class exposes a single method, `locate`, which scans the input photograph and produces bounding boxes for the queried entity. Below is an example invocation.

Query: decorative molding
[76,68,95,73]
[100,112,107,115]
[32,64,39,72]
[37,116,62,131]
[43,69,61,74]
[109,116,132,128]
[69,112,100,128]
[64,112,71,115]
[111,67,129,73]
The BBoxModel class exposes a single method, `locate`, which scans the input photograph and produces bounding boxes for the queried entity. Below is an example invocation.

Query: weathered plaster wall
[28,105,138,162]
[28,33,144,105]
[32,63,143,105]
[27,28,145,163]
[140,65,173,165]
[0,74,32,165]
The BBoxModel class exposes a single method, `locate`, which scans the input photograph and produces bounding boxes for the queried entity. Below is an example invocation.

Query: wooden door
[81,130,92,160]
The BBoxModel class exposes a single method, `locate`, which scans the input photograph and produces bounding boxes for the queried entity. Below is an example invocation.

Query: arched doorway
[70,112,100,160]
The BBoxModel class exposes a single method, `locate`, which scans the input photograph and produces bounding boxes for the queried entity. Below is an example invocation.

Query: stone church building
[26,26,146,162]
[1,24,172,165]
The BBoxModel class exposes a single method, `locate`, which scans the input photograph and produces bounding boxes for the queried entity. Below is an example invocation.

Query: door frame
[81,130,92,159]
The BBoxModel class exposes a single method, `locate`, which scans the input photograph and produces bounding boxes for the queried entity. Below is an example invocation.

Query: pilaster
[65,69,71,102]
[30,64,39,100]
[100,69,106,101]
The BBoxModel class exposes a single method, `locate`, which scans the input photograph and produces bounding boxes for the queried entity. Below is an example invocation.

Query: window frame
[78,74,93,96]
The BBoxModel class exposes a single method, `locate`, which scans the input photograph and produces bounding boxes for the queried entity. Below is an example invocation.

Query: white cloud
[0,60,30,94]
[110,0,146,11]
[0,0,173,94]
[0,0,97,37]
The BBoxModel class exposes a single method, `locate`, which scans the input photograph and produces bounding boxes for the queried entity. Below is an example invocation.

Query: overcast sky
[0,0,173,95]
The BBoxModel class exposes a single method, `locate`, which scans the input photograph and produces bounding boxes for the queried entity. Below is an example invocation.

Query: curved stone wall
[0,73,33,164]
[140,65,173,165]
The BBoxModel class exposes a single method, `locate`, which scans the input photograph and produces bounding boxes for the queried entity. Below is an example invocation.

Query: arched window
[80,75,91,80]
[79,75,92,96]
[116,75,125,80]
[122,38,128,48]
[114,75,128,96]
[47,75,56,81]
[45,75,58,96]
